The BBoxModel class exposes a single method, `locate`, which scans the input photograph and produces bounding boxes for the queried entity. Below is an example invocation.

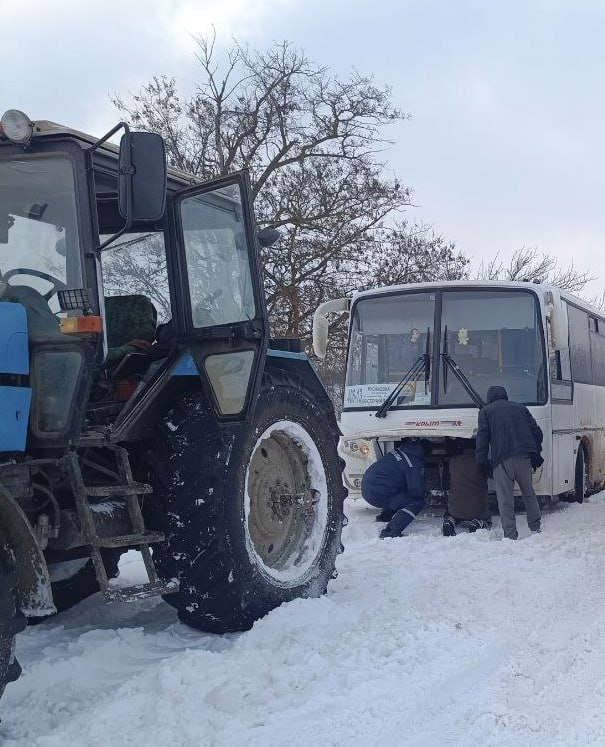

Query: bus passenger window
[553,349,571,381]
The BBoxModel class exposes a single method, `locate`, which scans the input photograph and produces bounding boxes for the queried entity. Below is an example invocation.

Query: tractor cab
[0,109,270,450]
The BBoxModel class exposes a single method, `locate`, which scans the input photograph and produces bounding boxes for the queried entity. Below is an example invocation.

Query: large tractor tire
[151,369,345,633]
[0,540,26,700]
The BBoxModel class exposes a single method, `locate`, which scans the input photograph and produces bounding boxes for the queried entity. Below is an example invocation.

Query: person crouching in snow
[362,439,428,539]
[442,439,492,536]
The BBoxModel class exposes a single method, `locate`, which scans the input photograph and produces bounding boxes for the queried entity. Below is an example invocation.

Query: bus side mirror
[313,298,349,359]
[548,298,569,351]
[118,131,167,223]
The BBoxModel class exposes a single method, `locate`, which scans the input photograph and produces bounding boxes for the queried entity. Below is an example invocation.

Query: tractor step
[103,578,179,603]
[93,531,165,549]
[65,448,169,600]
[85,482,153,497]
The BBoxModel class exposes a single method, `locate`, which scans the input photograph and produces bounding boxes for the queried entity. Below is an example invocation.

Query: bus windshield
[0,155,82,312]
[344,288,547,409]
[345,292,435,408]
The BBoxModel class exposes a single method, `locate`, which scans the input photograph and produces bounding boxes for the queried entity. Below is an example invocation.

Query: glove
[531,453,544,471]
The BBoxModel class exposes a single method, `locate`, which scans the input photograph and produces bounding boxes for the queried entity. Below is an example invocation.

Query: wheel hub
[270,488,319,522]
[246,423,326,579]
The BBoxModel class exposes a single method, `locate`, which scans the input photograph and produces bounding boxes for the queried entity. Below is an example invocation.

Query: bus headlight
[342,439,371,457]
[0,110,33,145]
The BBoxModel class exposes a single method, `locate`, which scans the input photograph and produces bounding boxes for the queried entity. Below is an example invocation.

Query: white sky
[2,0,605,293]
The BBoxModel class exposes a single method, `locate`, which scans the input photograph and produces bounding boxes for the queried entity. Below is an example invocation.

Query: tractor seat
[104,295,157,368]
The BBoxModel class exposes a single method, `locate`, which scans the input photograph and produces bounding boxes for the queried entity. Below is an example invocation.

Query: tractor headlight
[0,110,33,145]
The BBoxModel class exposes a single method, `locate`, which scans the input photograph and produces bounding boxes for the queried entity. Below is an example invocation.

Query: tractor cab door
[172,171,268,422]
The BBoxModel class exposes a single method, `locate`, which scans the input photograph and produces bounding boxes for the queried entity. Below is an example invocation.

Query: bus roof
[351,279,603,319]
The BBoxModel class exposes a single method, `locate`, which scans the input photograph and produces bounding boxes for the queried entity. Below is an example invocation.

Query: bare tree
[366,221,469,288]
[111,35,411,339]
[476,246,593,293]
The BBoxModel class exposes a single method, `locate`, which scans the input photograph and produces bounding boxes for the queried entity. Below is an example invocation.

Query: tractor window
[100,231,170,323]
[0,155,81,312]
[180,184,256,328]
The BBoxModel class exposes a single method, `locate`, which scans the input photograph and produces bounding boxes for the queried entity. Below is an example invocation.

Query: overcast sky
[2,0,605,293]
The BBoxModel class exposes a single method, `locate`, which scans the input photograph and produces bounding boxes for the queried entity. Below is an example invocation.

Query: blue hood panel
[0,302,31,451]
[0,302,29,375]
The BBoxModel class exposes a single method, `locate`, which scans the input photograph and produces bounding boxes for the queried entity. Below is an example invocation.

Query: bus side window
[555,349,571,381]
[548,315,573,402]
[589,320,605,386]
[568,305,592,384]
[548,317,571,382]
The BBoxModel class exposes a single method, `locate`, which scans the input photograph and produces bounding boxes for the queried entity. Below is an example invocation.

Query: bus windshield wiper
[375,328,431,418]
[441,325,485,408]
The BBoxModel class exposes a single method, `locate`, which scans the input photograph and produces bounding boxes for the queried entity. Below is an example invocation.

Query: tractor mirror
[118,131,167,223]
[257,226,280,247]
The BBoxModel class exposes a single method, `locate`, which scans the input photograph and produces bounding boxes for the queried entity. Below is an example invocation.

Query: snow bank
[3,497,605,746]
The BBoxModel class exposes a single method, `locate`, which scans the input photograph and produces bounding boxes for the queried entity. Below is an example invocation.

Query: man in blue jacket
[475,385,543,539]
[362,440,427,539]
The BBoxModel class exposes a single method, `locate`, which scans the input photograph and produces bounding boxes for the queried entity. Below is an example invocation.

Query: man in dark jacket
[362,440,426,539]
[475,385,543,539]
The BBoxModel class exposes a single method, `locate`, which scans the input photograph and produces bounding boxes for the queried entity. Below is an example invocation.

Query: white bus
[313,280,605,505]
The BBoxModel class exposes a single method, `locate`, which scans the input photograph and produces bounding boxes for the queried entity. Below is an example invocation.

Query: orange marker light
[60,316,103,335]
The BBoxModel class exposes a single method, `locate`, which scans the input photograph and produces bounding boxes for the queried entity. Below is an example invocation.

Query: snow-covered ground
[3,496,605,746]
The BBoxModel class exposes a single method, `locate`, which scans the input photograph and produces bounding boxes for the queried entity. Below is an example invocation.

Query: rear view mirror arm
[88,122,134,252]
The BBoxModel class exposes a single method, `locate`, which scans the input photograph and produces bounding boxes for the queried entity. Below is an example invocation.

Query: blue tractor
[0,109,345,700]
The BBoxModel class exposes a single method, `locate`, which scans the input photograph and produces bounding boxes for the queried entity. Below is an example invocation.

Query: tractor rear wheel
[151,369,345,633]
[0,539,26,700]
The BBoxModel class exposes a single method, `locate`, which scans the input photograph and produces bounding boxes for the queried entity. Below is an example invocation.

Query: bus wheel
[574,445,588,503]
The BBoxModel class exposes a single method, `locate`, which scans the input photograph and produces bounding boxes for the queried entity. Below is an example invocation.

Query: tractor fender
[265,349,333,410]
[0,494,55,617]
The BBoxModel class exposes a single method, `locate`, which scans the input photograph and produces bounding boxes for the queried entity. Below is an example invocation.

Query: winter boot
[380,508,416,539]
[467,518,491,533]
[375,508,397,523]
[442,514,456,537]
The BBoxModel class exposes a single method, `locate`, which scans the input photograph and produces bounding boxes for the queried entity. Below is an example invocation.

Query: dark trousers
[493,456,541,539]
[363,484,425,517]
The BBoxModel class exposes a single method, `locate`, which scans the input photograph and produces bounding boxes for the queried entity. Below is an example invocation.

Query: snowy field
[3,495,605,746]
